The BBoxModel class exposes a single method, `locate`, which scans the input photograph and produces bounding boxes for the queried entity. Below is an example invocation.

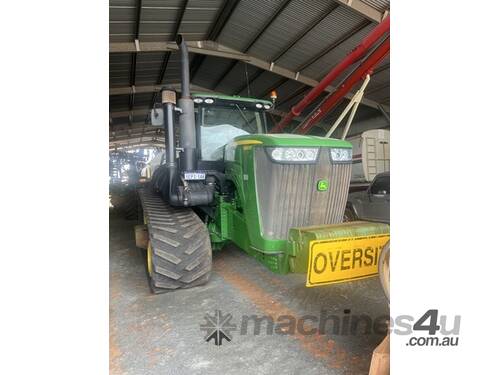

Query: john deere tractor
[136,36,389,293]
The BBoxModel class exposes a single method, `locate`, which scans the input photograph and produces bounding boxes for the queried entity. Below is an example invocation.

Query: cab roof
[192,92,274,107]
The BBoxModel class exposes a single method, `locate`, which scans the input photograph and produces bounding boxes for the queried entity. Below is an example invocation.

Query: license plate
[183,172,206,180]
[306,234,390,287]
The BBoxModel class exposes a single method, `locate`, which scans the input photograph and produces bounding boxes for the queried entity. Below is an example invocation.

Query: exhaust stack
[156,35,214,207]
[176,35,197,172]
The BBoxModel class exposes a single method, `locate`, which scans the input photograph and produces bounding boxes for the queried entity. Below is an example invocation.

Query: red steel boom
[295,37,390,134]
[271,15,390,133]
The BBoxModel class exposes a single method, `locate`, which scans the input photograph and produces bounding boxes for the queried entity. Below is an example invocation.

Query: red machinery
[271,15,390,134]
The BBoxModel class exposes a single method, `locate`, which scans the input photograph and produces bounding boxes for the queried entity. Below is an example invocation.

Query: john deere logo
[317,179,329,191]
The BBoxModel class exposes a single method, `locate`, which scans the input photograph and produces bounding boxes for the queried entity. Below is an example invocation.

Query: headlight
[204,98,214,104]
[330,148,352,162]
[193,98,203,104]
[255,103,263,109]
[263,104,271,110]
[268,147,319,162]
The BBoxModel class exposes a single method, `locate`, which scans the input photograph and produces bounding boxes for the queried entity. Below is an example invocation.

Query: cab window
[198,104,266,161]
[370,175,390,195]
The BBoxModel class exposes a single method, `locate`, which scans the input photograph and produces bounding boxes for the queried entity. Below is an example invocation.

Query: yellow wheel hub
[147,241,153,276]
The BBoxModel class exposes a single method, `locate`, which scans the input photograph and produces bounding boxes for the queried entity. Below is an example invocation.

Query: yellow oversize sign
[306,234,390,287]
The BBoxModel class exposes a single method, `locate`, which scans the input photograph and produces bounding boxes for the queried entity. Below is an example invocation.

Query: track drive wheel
[141,190,212,293]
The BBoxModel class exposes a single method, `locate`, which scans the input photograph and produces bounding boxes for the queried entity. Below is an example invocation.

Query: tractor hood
[232,134,352,148]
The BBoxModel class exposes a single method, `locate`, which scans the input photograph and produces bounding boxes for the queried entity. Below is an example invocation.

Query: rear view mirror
[150,108,163,126]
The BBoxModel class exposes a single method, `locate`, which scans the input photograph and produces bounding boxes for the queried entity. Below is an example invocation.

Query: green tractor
[137,35,389,293]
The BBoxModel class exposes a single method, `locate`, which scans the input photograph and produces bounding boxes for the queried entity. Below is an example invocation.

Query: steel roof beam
[333,0,387,23]
[110,83,213,96]
[110,40,388,110]
[109,42,388,111]
[109,139,165,149]
[112,40,253,60]
[111,134,163,144]
[111,130,163,141]
[111,41,320,85]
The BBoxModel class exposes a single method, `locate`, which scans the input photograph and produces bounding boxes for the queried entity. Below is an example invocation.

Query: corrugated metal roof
[360,0,389,13]
[109,0,223,43]
[277,6,368,73]
[110,0,390,133]
[245,0,334,61]
[110,53,132,87]
[216,0,285,51]
[301,22,375,80]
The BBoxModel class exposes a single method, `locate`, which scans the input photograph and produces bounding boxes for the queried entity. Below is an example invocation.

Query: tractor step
[138,187,212,293]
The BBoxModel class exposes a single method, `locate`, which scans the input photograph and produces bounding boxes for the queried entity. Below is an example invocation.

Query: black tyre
[141,191,212,293]
[378,241,390,302]
[343,205,358,222]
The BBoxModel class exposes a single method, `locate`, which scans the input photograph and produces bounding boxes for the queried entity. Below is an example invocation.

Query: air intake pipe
[176,34,197,172]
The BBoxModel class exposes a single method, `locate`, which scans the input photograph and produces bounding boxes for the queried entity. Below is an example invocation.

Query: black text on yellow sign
[306,235,390,287]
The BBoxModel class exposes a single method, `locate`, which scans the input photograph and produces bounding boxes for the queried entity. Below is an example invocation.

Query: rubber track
[139,188,212,293]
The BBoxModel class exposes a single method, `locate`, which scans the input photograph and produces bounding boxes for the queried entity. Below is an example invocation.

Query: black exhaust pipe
[155,36,214,207]
[176,35,197,172]
[160,89,183,206]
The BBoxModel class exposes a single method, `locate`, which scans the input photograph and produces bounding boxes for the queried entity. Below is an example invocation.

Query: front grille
[254,147,352,240]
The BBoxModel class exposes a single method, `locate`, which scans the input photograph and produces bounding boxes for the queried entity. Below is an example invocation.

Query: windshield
[197,104,267,161]
[201,105,265,133]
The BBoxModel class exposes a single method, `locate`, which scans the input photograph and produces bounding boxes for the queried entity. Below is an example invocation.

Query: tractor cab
[191,93,273,162]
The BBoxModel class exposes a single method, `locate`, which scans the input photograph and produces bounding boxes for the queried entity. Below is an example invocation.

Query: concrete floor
[110,211,389,375]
